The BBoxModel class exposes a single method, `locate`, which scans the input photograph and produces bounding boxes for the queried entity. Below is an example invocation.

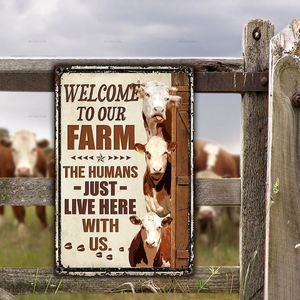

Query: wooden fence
[0,19,299,299]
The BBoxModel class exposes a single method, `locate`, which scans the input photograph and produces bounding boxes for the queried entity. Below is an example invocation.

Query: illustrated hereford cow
[129,212,173,267]
[133,80,181,141]
[135,136,177,217]
[0,129,49,236]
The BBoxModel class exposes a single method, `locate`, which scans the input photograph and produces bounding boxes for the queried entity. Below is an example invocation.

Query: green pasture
[0,206,239,299]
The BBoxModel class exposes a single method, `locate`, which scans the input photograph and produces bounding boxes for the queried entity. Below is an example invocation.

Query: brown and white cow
[196,170,225,245]
[195,141,240,244]
[194,140,240,178]
[129,212,173,267]
[133,80,181,141]
[135,136,177,217]
[46,149,55,178]
[0,129,49,236]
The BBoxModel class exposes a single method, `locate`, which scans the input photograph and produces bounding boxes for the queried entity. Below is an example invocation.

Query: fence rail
[0,178,241,207]
[0,266,239,294]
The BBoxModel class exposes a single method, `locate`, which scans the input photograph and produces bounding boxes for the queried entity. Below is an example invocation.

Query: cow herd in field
[0,80,240,268]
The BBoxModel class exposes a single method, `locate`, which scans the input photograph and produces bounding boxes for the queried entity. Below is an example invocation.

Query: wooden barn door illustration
[170,72,191,269]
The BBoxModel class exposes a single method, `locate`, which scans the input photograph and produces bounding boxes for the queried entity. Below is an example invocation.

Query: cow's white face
[135,136,177,182]
[130,212,173,249]
[137,81,181,124]
[1,130,49,177]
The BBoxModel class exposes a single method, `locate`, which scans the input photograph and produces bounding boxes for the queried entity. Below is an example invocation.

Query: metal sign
[55,66,193,276]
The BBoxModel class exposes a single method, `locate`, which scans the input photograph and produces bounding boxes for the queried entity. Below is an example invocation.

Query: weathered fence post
[265,19,300,299]
[241,19,274,300]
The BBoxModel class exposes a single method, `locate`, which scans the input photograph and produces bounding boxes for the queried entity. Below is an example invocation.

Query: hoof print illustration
[119,247,124,252]
[77,244,85,252]
[106,254,113,260]
[96,252,102,258]
[64,242,72,250]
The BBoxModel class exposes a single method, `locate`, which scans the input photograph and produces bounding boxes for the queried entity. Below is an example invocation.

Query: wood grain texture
[0,178,240,207]
[240,19,274,300]
[265,19,300,300]
[0,58,243,92]
[0,178,53,206]
[0,267,239,294]
[0,288,18,300]
[171,72,192,270]
[195,179,241,206]
[0,58,243,72]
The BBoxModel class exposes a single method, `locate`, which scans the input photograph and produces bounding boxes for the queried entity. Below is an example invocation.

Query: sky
[0,0,299,154]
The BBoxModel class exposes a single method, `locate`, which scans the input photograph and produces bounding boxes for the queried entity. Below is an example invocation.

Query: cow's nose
[153,167,162,172]
[146,240,155,247]
[199,210,213,220]
[154,106,164,113]
[17,167,30,177]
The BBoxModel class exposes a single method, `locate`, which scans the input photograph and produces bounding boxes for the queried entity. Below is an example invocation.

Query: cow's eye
[166,97,169,101]
[146,93,150,97]
[164,151,168,155]
[157,226,162,231]
[141,226,145,230]
[145,151,151,159]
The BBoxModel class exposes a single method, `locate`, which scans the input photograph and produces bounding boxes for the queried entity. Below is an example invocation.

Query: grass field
[0,206,239,299]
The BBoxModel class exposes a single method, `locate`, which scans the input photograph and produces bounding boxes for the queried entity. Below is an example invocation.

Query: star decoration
[96,153,105,163]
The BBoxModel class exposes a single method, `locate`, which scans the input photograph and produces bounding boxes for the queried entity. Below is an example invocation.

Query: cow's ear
[134,143,145,155]
[166,96,182,110]
[161,216,173,228]
[130,215,142,225]
[167,141,178,152]
[37,139,49,149]
[0,138,12,148]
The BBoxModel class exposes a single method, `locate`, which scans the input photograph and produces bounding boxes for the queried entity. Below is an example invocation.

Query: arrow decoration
[70,155,131,161]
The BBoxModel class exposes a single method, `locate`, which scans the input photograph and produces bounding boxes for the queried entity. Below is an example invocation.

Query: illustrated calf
[0,129,49,236]
[129,212,173,267]
[134,80,181,141]
[135,136,177,217]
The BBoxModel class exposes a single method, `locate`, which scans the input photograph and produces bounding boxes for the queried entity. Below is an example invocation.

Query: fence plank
[0,288,18,300]
[0,58,243,72]
[0,58,245,92]
[0,178,240,207]
[0,267,239,294]
[0,178,53,206]
[240,19,274,300]
[265,19,300,300]
[195,179,240,206]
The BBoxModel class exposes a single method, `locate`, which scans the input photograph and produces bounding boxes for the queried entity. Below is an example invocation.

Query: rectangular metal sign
[55,66,193,276]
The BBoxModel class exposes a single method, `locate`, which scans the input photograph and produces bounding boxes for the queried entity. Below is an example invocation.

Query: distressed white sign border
[55,66,194,276]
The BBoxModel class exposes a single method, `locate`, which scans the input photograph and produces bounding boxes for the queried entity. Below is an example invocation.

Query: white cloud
[0,1,299,149]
